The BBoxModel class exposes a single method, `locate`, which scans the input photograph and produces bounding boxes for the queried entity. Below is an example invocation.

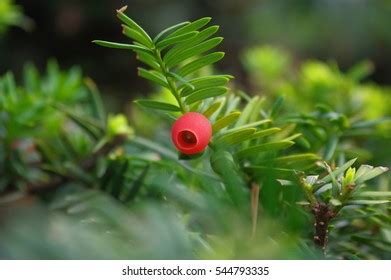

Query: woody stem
[312,203,336,252]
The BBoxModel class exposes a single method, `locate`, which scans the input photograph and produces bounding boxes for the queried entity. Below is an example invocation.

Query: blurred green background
[1,0,391,260]
[1,0,391,111]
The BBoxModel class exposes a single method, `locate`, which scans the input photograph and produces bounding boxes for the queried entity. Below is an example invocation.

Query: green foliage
[243,46,391,121]
[1,10,389,260]
[94,6,230,114]
[0,0,29,34]
[243,46,391,163]
[93,8,390,258]
[241,46,391,257]
[0,61,134,196]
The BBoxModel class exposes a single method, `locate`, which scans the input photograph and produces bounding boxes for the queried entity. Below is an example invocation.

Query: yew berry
[171,112,212,155]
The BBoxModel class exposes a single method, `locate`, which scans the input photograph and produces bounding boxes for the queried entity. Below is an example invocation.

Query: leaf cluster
[94,6,230,114]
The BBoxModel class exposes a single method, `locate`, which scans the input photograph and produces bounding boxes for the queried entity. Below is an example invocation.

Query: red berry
[171,112,212,155]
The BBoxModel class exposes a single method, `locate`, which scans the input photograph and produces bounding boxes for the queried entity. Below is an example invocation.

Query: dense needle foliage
[0,6,390,259]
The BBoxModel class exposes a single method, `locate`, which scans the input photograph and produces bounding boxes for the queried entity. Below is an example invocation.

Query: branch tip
[117,5,128,14]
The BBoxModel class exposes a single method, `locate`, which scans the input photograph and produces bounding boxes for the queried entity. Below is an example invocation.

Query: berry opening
[177,130,198,149]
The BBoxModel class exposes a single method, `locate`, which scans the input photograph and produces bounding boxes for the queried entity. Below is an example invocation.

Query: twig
[312,203,336,252]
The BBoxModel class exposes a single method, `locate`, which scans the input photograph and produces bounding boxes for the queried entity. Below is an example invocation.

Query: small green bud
[342,167,356,190]
[107,114,134,138]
